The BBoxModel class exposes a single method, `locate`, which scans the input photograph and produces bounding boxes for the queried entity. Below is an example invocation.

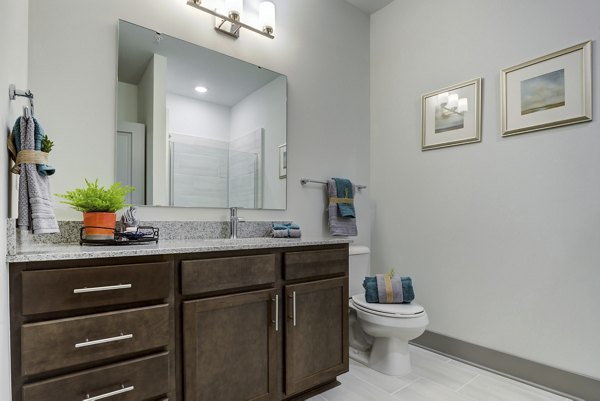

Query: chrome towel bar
[300,178,367,190]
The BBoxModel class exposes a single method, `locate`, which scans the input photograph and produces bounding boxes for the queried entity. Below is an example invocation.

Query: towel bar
[300,178,367,190]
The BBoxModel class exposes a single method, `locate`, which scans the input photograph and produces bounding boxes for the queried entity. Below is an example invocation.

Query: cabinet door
[183,289,277,401]
[285,277,349,396]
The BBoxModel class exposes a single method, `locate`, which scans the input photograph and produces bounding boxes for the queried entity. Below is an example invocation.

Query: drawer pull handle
[73,284,132,294]
[288,291,297,327]
[84,385,134,401]
[272,294,279,332]
[75,333,133,348]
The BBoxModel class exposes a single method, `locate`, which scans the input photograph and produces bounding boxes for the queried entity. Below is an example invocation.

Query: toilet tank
[349,246,370,297]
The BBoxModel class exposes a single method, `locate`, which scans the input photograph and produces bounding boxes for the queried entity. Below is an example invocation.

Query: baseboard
[411,331,599,401]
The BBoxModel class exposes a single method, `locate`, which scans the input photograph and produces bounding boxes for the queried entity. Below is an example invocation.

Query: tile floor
[308,345,572,401]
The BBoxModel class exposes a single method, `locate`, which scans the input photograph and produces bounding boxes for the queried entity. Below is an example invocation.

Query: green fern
[41,134,54,153]
[56,179,134,213]
[389,268,395,278]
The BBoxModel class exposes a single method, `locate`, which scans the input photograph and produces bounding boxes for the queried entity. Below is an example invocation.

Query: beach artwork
[520,69,565,115]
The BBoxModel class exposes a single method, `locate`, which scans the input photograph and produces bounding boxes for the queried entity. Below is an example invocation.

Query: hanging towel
[16,117,59,234]
[10,117,55,176]
[327,179,357,236]
[333,178,355,217]
[362,276,415,304]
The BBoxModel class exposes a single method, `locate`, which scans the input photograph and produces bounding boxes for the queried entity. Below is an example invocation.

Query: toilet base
[368,337,412,376]
[348,345,370,366]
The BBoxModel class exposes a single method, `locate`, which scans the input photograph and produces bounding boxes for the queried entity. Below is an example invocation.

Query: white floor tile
[393,377,478,401]
[458,375,570,401]
[447,360,570,401]
[319,372,405,401]
[410,351,478,391]
[348,359,419,393]
[305,396,326,401]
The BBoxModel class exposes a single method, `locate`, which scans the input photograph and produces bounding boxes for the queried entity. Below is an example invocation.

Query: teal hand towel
[362,276,415,304]
[333,178,355,218]
[12,117,55,176]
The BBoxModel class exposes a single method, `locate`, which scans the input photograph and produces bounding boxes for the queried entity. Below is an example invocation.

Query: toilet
[348,246,429,376]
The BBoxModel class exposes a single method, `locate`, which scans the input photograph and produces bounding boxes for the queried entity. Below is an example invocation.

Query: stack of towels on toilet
[363,274,415,304]
[272,223,301,238]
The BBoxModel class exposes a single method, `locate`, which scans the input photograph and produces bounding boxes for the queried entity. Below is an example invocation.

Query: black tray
[79,226,159,246]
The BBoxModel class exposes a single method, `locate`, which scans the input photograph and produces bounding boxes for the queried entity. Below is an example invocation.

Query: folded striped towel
[272,223,301,238]
[362,276,414,304]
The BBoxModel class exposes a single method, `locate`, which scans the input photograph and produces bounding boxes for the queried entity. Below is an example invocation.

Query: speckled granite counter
[7,237,352,263]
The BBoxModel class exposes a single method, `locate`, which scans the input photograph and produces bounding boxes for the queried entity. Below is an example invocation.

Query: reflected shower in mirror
[116,20,287,210]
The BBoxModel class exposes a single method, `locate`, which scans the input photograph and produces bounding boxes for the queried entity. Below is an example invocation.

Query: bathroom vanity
[8,239,350,401]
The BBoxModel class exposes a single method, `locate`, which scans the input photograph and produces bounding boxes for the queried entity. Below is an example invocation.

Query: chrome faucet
[229,207,245,239]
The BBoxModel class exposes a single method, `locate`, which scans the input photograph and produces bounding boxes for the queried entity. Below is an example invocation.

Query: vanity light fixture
[187,0,275,39]
[438,92,468,116]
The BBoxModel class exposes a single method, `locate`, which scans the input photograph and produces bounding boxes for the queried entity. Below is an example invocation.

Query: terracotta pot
[83,212,116,239]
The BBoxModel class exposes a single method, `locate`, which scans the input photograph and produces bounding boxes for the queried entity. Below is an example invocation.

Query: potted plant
[56,179,134,239]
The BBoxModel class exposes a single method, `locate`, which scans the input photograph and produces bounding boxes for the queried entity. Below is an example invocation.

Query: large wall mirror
[116,20,287,210]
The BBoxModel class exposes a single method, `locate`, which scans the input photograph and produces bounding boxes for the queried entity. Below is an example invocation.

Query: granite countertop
[7,237,352,263]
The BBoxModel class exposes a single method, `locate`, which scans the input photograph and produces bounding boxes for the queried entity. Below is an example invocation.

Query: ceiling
[344,0,394,14]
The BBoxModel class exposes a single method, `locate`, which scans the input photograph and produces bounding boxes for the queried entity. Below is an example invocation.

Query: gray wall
[27,0,372,246]
[371,0,600,380]
[0,1,29,398]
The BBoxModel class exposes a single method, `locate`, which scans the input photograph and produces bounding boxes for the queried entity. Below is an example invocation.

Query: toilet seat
[352,294,424,318]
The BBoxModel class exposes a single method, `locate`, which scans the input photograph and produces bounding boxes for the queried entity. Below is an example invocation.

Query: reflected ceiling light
[195,86,208,93]
[187,0,276,40]
[437,92,469,116]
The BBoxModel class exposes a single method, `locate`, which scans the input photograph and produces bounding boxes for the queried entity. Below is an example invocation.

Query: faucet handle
[230,207,238,218]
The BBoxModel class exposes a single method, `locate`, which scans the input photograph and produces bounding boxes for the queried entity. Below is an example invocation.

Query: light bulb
[447,94,459,109]
[259,1,276,34]
[437,92,449,105]
[195,86,208,93]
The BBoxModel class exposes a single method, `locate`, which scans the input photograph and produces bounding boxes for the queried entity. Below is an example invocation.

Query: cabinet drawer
[22,352,169,401]
[21,262,171,315]
[283,249,348,280]
[21,304,170,376]
[181,254,275,296]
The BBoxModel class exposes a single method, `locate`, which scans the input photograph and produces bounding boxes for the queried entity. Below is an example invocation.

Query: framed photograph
[421,78,482,151]
[501,41,592,137]
[278,144,287,178]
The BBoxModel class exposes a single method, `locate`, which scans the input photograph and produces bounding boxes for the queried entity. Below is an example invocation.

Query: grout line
[454,373,480,393]
[390,375,421,395]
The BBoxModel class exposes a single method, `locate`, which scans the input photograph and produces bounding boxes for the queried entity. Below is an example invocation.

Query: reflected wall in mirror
[116,20,287,210]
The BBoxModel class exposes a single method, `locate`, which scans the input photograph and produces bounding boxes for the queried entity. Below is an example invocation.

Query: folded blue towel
[362,276,414,304]
[333,178,355,218]
[271,223,301,238]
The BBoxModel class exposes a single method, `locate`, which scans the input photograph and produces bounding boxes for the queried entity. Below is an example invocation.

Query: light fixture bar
[187,0,274,39]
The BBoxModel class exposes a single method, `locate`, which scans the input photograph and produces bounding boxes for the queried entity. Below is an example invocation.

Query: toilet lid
[352,294,424,317]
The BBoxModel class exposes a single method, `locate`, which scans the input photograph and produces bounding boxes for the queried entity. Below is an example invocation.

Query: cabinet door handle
[272,294,279,331]
[73,284,132,294]
[75,333,133,348]
[84,385,134,401]
[288,291,296,327]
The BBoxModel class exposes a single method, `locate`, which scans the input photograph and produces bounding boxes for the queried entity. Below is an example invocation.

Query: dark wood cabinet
[183,289,278,401]
[10,243,349,401]
[284,277,349,396]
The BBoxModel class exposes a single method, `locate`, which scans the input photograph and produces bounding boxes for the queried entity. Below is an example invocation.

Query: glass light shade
[457,98,468,113]
[226,0,243,18]
[259,1,276,33]
[437,92,449,105]
[447,93,459,109]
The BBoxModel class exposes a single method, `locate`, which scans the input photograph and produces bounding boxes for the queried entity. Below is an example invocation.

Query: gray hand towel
[327,179,357,236]
[376,274,404,304]
[17,117,59,234]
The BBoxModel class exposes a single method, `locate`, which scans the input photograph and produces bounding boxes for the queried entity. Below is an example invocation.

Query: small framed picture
[421,78,482,151]
[501,41,592,137]
[278,144,287,178]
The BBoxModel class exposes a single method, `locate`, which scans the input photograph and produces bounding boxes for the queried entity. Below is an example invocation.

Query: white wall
[167,93,231,141]
[117,82,138,122]
[371,0,600,379]
[0,0,29,398]
[28,0,371,246]
[231,76,286,209]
